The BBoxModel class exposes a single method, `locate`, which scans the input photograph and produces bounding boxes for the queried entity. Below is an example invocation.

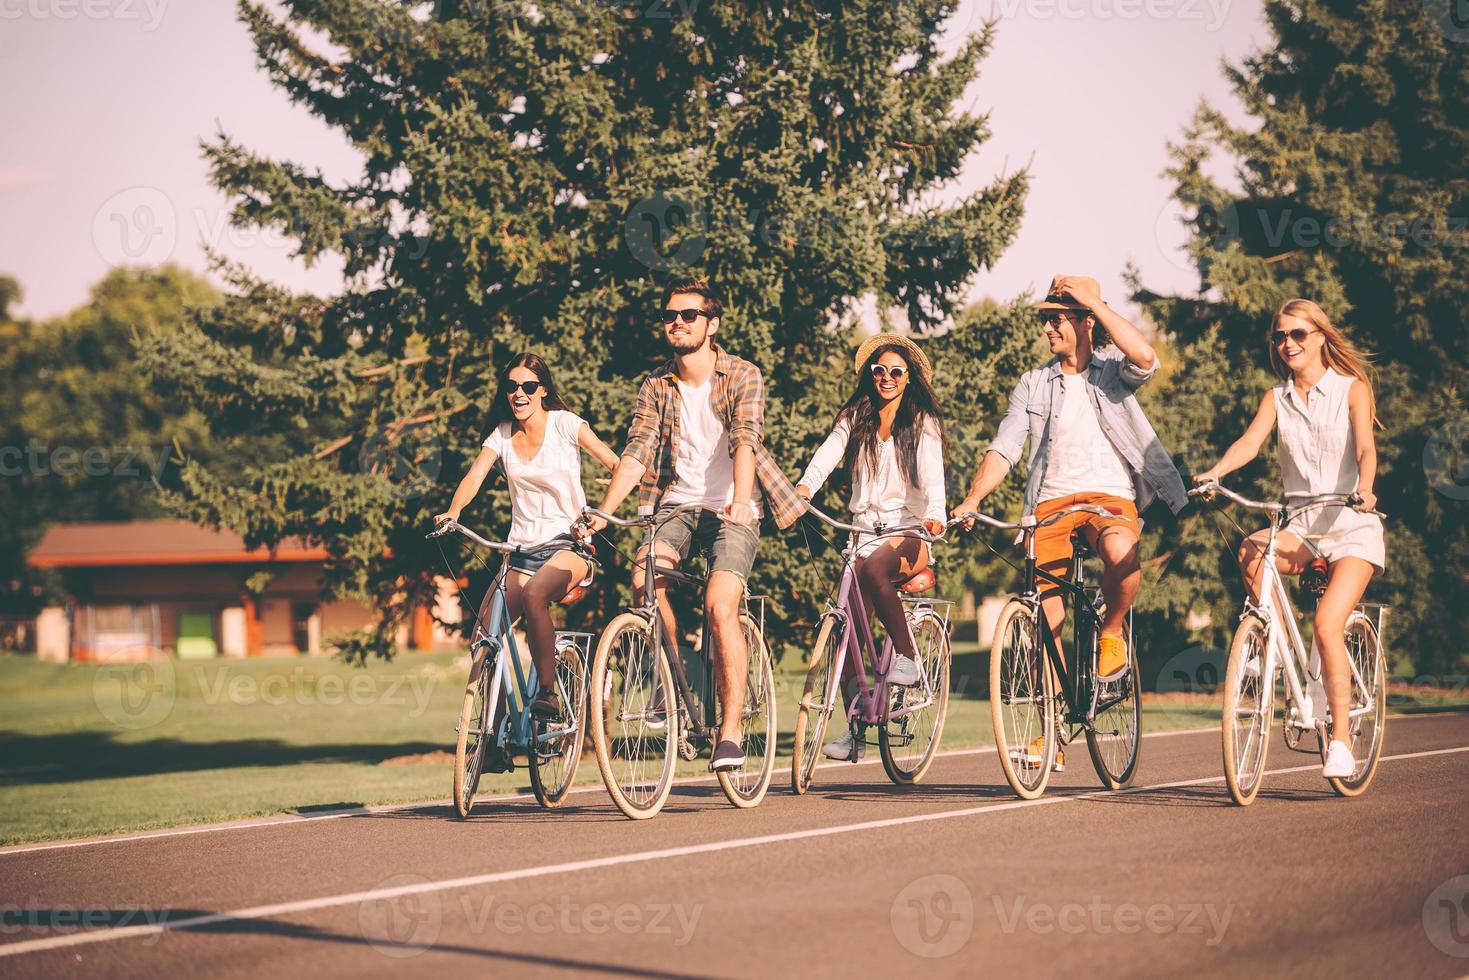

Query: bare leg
[1089,525,1140,638]
[706,570,749,744]
[854,535,930,663]
[508,552,589,688]
[1313,557,1376,745]
[632,543,682,653]
[1237,528,1313,601]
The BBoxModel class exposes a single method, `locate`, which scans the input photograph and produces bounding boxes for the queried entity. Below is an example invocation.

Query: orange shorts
[1033,493,1139,595]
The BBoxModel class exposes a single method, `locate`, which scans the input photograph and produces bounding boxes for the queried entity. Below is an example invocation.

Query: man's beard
[667,331,707,355]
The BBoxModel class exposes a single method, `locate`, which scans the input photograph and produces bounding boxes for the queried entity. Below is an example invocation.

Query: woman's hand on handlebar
[432,509,460,527]
[574,509,606,540]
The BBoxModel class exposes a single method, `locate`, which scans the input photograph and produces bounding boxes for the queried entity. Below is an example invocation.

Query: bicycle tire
[715,613,777,808]
[880,610,951,785]
[791,613,844,795]
[1327,613,1386,798]
[452,644,494,818]
[990,598,1056,799]
[1085,619,1141,790]
[528,639,589,809]
[1222,614,1273,806]
[589,612,678,820]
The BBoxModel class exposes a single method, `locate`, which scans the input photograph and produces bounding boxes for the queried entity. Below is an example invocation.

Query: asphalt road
[2,713,1468,978]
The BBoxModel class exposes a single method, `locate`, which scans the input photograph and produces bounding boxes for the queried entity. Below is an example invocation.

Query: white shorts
[1287,499,1385,573]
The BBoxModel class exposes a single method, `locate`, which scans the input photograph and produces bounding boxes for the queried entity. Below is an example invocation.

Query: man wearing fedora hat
[954,276,1186,765]
[580,276,805,774]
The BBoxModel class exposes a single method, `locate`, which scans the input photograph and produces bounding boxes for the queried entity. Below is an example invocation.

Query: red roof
[28,522,329,569]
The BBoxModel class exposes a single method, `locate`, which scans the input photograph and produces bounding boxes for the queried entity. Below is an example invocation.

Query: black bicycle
[953,506,1142,798]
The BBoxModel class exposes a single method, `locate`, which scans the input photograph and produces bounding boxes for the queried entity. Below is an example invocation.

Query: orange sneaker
[1019,736,1064,772]
[1097,634,1130,682]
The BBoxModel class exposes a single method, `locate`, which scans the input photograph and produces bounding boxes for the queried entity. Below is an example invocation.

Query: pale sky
[0,0,1264,322]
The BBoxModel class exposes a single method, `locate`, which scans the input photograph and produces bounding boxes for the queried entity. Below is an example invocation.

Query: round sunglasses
[870,363,908,381]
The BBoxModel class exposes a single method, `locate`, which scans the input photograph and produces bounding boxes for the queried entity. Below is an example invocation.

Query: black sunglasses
[501,380,544,396]
[1272,328,1316,346]
[1037,311,1078,327]
[870,364,908,381]
[661,308,710,325]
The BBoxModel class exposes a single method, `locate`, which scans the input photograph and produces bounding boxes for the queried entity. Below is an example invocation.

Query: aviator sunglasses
[1272,327,1316,347]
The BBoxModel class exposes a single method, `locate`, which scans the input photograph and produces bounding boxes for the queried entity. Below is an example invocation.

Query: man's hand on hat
[1051,275,1104,312]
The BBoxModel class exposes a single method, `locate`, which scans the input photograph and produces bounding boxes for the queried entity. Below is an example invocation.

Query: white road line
[2,743,1466,960]
[0,725,1223,856]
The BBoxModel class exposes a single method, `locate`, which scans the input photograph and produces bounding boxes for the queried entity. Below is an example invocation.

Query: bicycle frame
[813,535,939,731]
[1016,530,1132,729]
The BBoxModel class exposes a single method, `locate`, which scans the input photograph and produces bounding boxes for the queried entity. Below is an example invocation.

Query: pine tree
[139,1,1030,658]
[1137,0,1469,677]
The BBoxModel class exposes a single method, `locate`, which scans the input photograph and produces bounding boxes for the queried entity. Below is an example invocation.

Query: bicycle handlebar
[425,520,572,554]
[578,501,748,532]
[1188,482,1387,520]
[802,503,940,543]
[947,503,1120,534]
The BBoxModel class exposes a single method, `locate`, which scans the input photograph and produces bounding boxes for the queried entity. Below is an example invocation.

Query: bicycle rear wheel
[1327,613,1386,798]
[452,643,495,818]
[880,610,951,785]
[590,613,677,820]
[1222,614,1273,806]
[990,598,1056,799]
[715,614,777,808]
[528,638,589,809]
[792,613,844,795]
[1086,619,1141,790]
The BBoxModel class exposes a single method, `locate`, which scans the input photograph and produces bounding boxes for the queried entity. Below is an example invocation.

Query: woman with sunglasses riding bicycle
[1194,299,1384,779]
[435,353,619,723]
[795,334,947,761]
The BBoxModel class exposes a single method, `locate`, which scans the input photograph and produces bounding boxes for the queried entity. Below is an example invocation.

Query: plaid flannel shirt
[621,344,805,529]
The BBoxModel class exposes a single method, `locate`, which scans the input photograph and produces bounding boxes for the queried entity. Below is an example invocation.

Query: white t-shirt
[660,377,760,516]
[481,410,587,546]
[1036,372,1135,503]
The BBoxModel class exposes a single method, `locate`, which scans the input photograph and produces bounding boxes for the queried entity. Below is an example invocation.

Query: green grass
[1,644,1460,845]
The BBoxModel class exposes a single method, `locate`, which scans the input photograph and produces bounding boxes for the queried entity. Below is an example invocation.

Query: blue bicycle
[429,520,594,814]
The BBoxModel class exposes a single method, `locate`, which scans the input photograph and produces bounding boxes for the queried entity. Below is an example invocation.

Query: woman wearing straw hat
[796,333,948,762]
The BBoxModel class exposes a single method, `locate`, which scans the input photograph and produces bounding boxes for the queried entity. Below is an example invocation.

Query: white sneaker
[823,729,865,762]
[887,654,921,687]
[1321,739,1355,778]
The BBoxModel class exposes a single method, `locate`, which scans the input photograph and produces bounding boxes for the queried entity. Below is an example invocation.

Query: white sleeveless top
[481,410,587,546]
[1274,367,1359,499]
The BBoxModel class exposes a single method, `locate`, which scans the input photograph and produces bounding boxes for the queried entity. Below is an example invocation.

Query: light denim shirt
[987,347,1188,516]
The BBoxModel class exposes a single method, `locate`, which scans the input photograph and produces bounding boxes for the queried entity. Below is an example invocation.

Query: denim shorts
[507,534,594,584]
[652,506,761,581]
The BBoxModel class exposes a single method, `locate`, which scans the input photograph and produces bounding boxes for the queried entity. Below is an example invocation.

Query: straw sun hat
[852,333,933,385]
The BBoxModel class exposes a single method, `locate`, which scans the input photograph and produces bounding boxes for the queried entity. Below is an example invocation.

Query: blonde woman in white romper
[1195,299,1384,779]
[796,334,947,761]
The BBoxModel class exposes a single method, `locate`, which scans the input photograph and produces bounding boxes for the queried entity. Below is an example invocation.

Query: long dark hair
[836,344,947,488]
[484,352,573,436]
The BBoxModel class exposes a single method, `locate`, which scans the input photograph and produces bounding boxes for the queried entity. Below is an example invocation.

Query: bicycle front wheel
[1086,621,1141,790]
[791,613,844,795]
[990,598,1056,799]
[590,613,677,820]
[1327,612,1386,798]
[715,614,777,808]
[1222,614,1273,806]
[880,610,951,785]
[528,638,589,809]
[452,643,494,818]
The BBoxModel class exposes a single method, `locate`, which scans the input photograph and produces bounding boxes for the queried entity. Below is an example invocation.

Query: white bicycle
[1190,482,1388,805]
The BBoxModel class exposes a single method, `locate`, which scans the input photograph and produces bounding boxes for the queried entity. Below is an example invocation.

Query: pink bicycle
[791,505,953,794]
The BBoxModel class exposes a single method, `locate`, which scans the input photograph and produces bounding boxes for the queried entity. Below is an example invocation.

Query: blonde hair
[1268,298,1382,428]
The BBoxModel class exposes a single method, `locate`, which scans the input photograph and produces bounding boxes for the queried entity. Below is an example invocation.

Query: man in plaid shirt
[580,277,803,773]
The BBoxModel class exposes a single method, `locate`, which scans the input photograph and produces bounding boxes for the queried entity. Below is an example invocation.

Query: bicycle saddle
[898,566,937,594]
